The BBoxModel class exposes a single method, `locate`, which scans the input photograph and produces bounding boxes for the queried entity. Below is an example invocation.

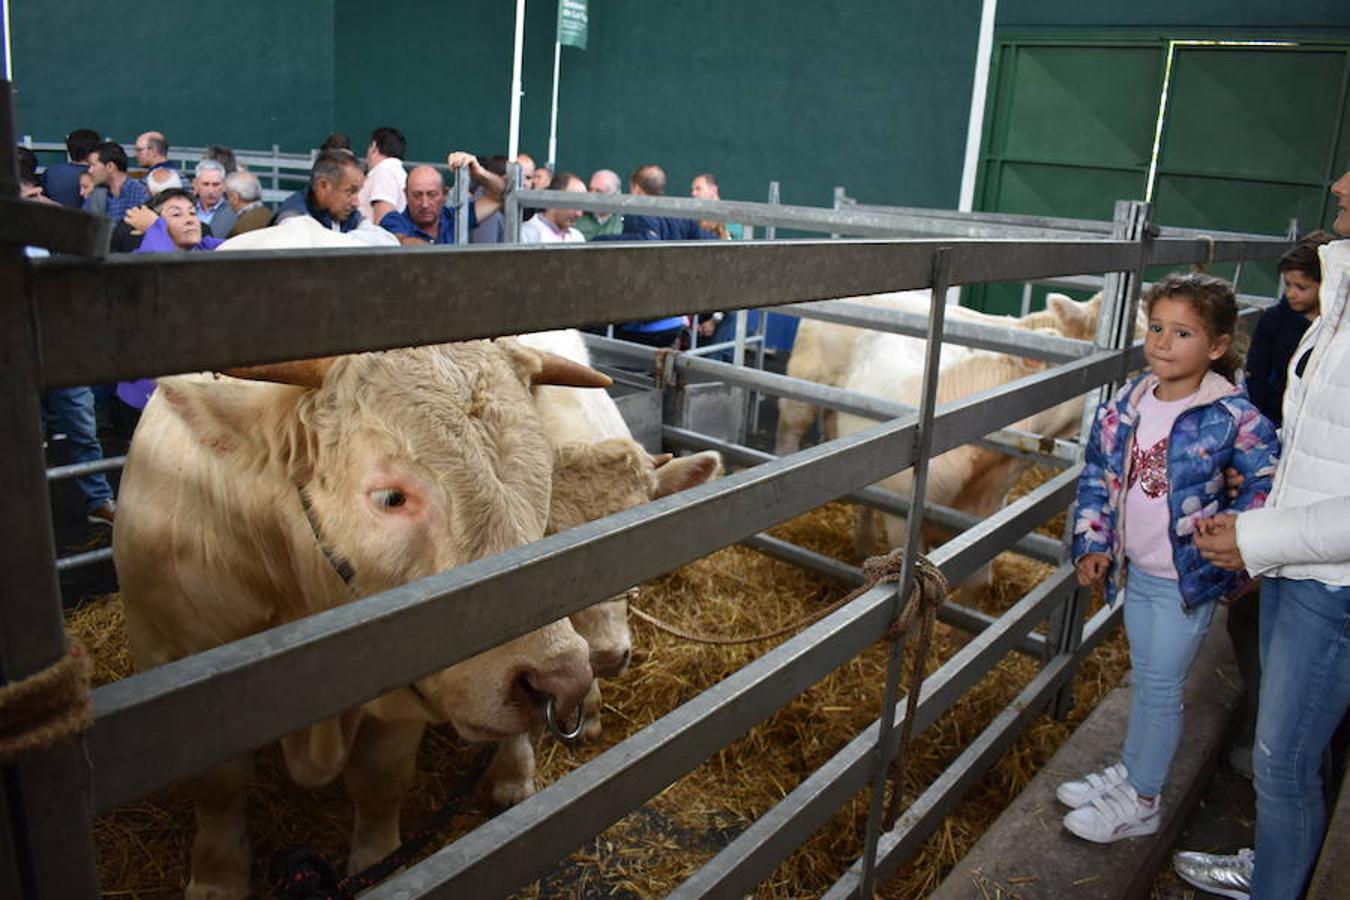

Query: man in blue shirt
[380,158,504,245]
[274,149,366,233]
[84,141,149,223]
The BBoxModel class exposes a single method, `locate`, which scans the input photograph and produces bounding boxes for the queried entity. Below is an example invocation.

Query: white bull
[114,226,617,899]
[836,341,1083,600]
[776,290,1103,454]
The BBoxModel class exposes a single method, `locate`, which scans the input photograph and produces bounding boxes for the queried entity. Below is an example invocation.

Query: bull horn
[534,352,612,388]
[222,357,336,388]
[649,452,674,467]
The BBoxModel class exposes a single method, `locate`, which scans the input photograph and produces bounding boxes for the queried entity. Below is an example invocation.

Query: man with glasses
[134,130,175,173]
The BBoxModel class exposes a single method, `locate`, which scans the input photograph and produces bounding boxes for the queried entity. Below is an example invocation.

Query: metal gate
[0,86,1289,897]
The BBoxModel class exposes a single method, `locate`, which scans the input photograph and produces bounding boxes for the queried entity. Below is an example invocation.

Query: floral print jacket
[1071,371,1280,610]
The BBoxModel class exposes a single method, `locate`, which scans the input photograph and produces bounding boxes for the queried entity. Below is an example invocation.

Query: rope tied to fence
[1193,234,1216,271]
[873,550,948,831]
[0,639,93,762]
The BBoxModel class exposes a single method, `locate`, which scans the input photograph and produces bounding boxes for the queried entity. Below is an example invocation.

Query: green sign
[557,0,588,50]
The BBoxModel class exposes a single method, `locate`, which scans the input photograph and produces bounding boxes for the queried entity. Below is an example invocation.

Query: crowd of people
[18,123,1350,900]
[18,125,743,528]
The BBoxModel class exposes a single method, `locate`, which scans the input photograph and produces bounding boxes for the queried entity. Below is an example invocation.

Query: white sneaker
[1062,782,1160,843]
[1056,761,1129,808]
[1172,848,1253,899]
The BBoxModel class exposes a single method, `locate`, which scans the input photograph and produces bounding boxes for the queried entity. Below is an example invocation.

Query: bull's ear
[1046,292,1098,338]
[653,450,722,498]
[157,376,299,462]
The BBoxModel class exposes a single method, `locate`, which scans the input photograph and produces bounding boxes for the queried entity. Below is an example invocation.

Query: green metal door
[972,35,1350,313]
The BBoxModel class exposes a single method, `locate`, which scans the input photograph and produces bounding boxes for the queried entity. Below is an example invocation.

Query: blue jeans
[1121,565,1216,797]
[1251,576,1350,900]
[42,386,114,512]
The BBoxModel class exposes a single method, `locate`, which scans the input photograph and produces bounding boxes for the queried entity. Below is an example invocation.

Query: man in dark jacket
[622,163,716,241]
[42,128,100,208]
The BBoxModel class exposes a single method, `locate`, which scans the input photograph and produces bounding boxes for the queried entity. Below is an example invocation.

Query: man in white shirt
[519,172,586,244]
[358,126,408,226]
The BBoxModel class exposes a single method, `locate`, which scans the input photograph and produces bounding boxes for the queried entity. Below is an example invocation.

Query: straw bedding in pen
[69,469,1127,898]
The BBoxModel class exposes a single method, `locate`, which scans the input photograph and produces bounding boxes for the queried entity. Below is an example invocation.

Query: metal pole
[858,247,952,898]
[503,161,523,243]
[271,143,281,195]
[748,180,782,430]
[0,79,101,900]
[507,0,526,160]
[452,163,471,246]
[1048,199,1151,720]
[547,39,561,168]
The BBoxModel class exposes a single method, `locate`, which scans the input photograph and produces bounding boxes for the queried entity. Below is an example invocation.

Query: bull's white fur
[836,341,1084,599]
[115,340,595,899]
[775,291,1103,454]
[484,330,721,807]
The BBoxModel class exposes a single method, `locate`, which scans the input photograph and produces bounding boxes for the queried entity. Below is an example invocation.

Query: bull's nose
[521,655,593,722]
[591,646,632,677]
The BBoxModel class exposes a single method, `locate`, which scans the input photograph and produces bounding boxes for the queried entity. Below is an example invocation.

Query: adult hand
[1195,513,1246,571]
[124,205,158,234]
[446,151,477,172]
[1076,553,1109,587]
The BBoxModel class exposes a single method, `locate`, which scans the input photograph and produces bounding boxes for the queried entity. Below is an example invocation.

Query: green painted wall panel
[998,46,1161,169]
[1161,48,1345,183]
[10,1,335,153]
[992,162,1144,221]
[534,0,984,210]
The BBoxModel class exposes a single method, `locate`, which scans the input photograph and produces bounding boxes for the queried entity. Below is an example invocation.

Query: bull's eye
[370,488,407,509]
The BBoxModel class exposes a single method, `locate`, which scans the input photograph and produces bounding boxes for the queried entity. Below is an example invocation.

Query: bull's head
[153,340,611,741]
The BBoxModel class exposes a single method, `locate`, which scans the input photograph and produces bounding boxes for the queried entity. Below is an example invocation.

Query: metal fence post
[451,164,471,245]
[857,247,953,899]
[503,162,522,243]
[0,80,101,900]
[271,143,281,194]
[1046,198,1151,720]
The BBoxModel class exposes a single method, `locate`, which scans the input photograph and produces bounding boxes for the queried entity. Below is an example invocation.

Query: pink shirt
[1123,387,1197,578]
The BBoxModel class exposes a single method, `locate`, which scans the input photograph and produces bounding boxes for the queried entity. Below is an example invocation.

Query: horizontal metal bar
[31,239,1161,389]
[592,334,1080,467]
[370,480,1079,900]
[685,334,765,357]
[54,546,112,572]
[46,455,125,481]
[512,190,1098,240]
[1033,273,1277,311]
[669,562,1077,900]
[781,298,1094,362]
[2,196,110,257]
[87,351,1114,810]
[742,533,1047,658]
[823,652,1075,899]
[663,427,1064,564]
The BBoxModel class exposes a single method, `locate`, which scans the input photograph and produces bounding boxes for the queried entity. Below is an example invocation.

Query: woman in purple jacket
[115,189,225,421]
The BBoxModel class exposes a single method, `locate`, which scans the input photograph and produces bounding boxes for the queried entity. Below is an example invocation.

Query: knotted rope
[1192,234,1216,272]
[0,640,93,762]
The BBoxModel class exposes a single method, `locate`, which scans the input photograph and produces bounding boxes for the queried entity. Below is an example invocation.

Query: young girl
[1063,272,1280,843]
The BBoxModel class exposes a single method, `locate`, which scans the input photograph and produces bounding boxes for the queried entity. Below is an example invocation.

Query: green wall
[12,1,986,211]
[10,1,335,153]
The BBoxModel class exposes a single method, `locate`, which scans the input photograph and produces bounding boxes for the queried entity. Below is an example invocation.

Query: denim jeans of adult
[1121,564,1217,797]
[42,386,113,512]
[1251,576,1350,899]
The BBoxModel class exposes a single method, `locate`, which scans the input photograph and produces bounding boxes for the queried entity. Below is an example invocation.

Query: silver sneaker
[1173,847,1253,899]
